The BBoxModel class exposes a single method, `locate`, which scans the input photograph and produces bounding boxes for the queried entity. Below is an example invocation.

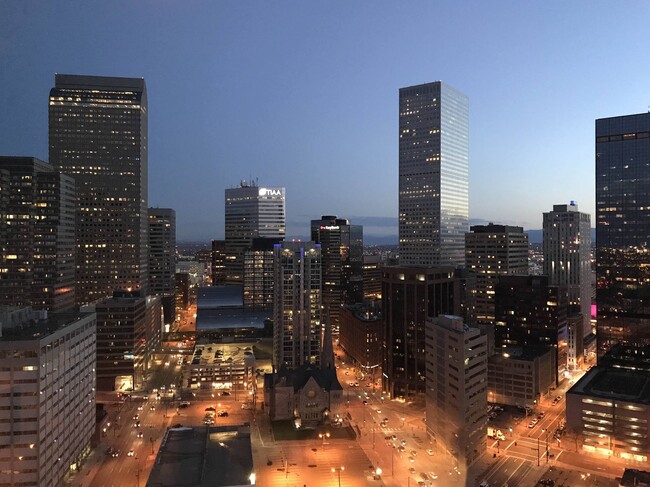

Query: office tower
[339,303,383,375]
[243,237,282,310]
[311,216,363,336]
[382,266,460,397]
[465,223,528,326]
[148,208,176,296]
[211,240,226,285]
[425,315,487,468]
[273,241,321,369]
[49,74,148,305]
[399,81,469,267]
[225,182,285,283]
[175,272,190,312]
[595,113,650,365]
[494,275,568,384]
[145,295,163,366]
[543,202,592,338]
[362,255,383,300]
[0,308,96,487]
[0,157,75,311]
[87,290,147,391]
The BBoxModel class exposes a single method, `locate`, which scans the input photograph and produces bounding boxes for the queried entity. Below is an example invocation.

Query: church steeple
[320,317,335,370]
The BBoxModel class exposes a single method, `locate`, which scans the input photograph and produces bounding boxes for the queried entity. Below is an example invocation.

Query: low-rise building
[264,363,342,428]
[487,347,555,407]
[566,366,650,463]
[0,309,96,487]
[184,343,255,393]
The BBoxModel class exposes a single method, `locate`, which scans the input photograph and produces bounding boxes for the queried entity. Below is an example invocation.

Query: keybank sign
[258,188,283,197]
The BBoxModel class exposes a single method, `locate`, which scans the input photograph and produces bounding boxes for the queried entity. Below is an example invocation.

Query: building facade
[362,255,383,300]
[225,182,285,283]
[88,290,147,391]
[211,240,226,285]
[465,224,528,326]
[0,310,96,487]
[273,241,321,369]
[399,81,469,267]
[494,275,568,385]
[543,202,592,339]
[148,208,176,296]
[339,303,383,373]
[382,266,460,397]
[311,216,363,336]
[595,113,650,365]
[243,238,282,311]
[0,157,75,312]
[49,74,149,305]
[425,315,487,468]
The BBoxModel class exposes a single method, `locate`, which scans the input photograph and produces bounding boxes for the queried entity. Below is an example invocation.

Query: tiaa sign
[259,188,283,197]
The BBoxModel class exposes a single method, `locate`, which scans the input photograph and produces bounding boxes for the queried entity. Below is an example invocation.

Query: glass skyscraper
[399,81,469,267]
[49,74,148,305]
[595,112,650,365]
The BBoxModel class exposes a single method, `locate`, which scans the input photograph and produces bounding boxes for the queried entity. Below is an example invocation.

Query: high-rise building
[243,237,281,311]
[85,290,147,391]
[543,202,592,338]
[382,266,460,397]
[494,275,568,384]
[273,241,321,369]
[311,216,363,336]
[0,157,75,312]
[49,74,148,305]
[465,223,528,326]
[211,240,226,285]
[225,182,285,283]
[148,208,176,296]
[0,308,96,487]
[425,315,487,468]
[399,81,469,267]
[362,255,383,300]
[595,113,650,365]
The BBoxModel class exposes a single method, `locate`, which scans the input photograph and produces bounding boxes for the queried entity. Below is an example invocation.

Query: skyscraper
[0,157,75,311]
[225,182,285,283]
[465,223,528,326]
[595,113,650,365]
[273,241,321,369]
[543,202,592,338]
[310,216,363,336]
[399,81,469,267]
[243,237,282,310]
[148,208,176,296]
[49,74,148,305]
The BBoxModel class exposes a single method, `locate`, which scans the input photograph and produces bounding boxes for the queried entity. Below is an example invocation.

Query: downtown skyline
[2,2,650,241]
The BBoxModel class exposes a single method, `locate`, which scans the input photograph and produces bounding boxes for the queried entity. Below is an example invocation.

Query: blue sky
[1,1,648,241]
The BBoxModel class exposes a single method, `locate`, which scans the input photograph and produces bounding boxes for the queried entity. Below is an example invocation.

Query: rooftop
[0,312,95,343]
[146,425,253,487]
[568,366,650,404]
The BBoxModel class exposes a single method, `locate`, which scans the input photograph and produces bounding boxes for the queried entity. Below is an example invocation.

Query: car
[127,450,135,457]
[134,421,141,428]
[137,405,143,411]
[150,405,156,411]
[385,436,392,441]
[221,391,231,396]
[376,409,382,414]
[217,410,228,417]
[205,406,216,411]
[539,480,555,486]
[417,482,426,487]
[390,435,397,441]
[179,401,191,408]
[111,449,119,457]
[354,382,359,387]
[528,422,536,428]
[430,473,438,480]
[133,414,139,420]
[137,431,143,438]
[410,449,417,456]
[479,482,490,487]
[539,412,545,418]
[380,421,388,427]
[397,446,406,452]
[383,417,389,422]
[401,440,407,446]
[362,400,368,405]
[160,385,166,390]
[203,418,215,425]
[409,467,416,474]
[408,456,415,462]
[426,449,434,456]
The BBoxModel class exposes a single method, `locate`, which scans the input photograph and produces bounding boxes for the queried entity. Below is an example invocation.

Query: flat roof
[568,366,650,404]
[197,286,243,309]
[0,312,94,343]
[146,425,253,487]
[196,309,268,331]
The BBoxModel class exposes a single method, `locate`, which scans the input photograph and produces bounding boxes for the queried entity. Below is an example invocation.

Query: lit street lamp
[319,432,330,450]
[331,466,344,487]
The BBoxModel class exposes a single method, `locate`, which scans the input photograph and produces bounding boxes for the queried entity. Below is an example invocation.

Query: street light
[375,467,382,480]
[402,416,406,428]
[331,466,344,487]
[319,432,330,450]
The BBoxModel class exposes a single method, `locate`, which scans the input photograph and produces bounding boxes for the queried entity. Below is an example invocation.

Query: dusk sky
[1,1,648,241]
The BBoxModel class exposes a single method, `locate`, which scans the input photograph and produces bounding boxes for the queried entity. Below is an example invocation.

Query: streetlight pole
[536,437,540,466]
[331,466,344,487]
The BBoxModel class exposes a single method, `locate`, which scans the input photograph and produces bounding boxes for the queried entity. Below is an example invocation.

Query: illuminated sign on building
[258,188,283,197]
[320,225,340,231]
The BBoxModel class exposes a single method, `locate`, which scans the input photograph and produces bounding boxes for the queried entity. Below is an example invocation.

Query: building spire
[320,317,335,370]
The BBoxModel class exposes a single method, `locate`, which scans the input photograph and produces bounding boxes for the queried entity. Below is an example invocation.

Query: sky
[1,1,649,242]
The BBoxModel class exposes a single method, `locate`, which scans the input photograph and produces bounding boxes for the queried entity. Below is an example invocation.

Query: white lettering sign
[258,188,283,197]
